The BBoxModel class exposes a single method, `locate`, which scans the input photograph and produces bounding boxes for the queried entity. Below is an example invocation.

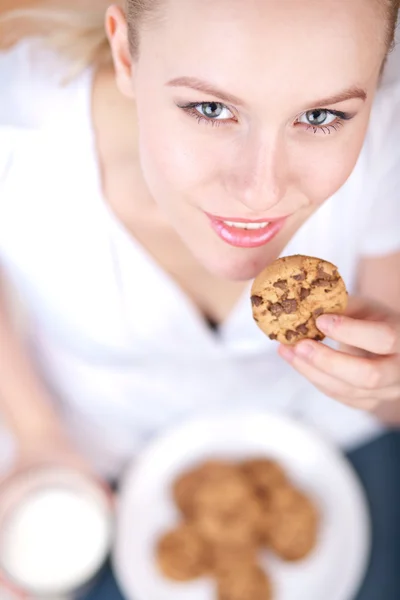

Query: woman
[1,1,400,598]
[0,0,399,494]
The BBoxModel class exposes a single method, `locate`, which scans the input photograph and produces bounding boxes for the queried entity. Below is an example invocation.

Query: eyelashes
[177,101,354,134]
[304,113,351,135]
[177,102,234,128]
[299,109,353,135]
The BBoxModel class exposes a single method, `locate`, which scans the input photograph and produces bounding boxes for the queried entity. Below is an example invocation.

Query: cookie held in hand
[251,255,348,345]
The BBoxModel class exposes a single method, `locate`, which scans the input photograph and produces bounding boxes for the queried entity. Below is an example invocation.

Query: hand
[278,297,400,412]
[18,428,92,474]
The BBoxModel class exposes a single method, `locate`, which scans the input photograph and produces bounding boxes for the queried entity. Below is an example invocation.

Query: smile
[206,214,287,248]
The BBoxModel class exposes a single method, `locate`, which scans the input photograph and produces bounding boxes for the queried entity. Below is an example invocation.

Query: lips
[206,214,287,248]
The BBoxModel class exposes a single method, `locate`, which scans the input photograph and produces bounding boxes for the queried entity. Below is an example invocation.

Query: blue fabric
[84,431,400,600]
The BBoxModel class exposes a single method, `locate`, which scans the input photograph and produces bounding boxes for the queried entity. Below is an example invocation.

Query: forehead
[140,0,386,105]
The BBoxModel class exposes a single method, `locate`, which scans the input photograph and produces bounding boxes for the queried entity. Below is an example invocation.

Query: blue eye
[296,108,353,134]
[178,101,235,126]
[192,102,234,120]
[299,109,337,126]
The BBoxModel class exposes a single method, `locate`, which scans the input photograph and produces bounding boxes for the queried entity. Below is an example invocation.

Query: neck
[92,66,139,166]
[92,64,162,231]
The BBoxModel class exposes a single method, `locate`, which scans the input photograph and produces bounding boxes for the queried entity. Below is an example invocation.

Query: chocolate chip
[296,323,309,335]
[317,266,338,281]
[292,269,307,282]
[313,334,324,341]
[313,308,324,318]
[269,303,284,317]
[285,330,298,342]
[300,287,311,300]
[251,295,264,307]
[269,333,278,340]
[282,299,298,314]
[312,278,332,287]
[273,279,288,290]
[317,267,331,279]
[313,271,340,287]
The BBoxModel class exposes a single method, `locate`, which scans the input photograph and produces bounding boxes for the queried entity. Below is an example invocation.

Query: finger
[316,314,400,355]
[281,354,380,410]
[291,340,400,389]
[335,387,399,405]
[279,345,372,402]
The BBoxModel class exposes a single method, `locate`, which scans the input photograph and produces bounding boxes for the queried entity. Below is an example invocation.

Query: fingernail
[316,314,339,333]
[279,345,295,362]
[294,342,315,359]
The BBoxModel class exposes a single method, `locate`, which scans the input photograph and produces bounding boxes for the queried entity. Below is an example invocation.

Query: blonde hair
[0,6,113,78]
[0,0,399,78]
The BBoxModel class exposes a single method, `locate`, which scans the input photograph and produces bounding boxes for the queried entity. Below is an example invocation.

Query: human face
[118,0,387,280]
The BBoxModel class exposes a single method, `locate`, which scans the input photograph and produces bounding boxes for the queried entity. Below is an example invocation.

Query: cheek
[297,128,368,206]
[135,102,216,201]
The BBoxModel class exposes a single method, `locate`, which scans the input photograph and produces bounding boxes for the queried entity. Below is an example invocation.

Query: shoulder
[0,126,79,257]
[0,126,44,196]
[0,127,43,259]
[0,38,93,129]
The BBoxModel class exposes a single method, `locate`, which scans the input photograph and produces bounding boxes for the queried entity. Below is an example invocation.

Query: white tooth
[247,222,269,230]
[223,221,269,230]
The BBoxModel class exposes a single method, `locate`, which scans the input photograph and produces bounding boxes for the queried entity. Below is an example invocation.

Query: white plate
[114,412,371,600]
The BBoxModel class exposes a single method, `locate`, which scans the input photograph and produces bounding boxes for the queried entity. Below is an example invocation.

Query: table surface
[83,431,400,600]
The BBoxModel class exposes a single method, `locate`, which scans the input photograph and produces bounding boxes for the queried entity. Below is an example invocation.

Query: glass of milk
[0,467,114,599]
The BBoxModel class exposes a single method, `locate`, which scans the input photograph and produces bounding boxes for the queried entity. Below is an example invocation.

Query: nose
[226,130,288,213]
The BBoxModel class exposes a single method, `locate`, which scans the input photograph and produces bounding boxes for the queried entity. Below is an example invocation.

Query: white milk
[0,487,111,595]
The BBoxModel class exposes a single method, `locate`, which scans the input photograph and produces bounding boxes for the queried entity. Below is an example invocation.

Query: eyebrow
[167,77,246,106]
[167,76,367,108]
[308,87,367,108]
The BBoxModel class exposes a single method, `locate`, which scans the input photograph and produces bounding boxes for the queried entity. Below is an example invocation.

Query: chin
[201,249,274,281]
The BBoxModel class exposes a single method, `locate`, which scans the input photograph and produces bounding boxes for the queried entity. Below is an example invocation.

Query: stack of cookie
[156,459,319,600]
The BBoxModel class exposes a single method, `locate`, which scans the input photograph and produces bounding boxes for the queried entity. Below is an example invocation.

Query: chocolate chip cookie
[240,459,287,502]
[173,461,236,517]
[195,495,262,547]
[192,465,252,515]
[211,544,259,577]
[192,464,261,547]
[251,255,348,345]
[266,486,319,561]
[156,523,210,581]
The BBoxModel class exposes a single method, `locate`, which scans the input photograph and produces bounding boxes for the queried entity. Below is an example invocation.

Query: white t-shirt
[0,40,400,478]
